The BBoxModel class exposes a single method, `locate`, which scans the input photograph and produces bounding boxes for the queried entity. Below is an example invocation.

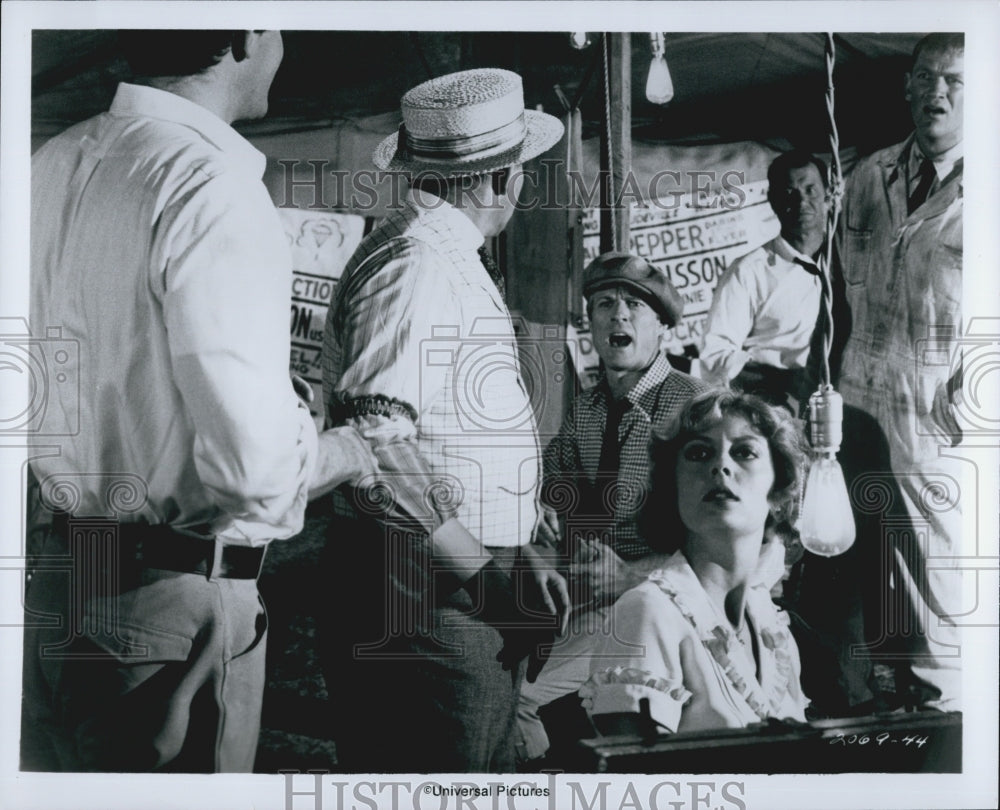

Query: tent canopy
[32,30,922,155]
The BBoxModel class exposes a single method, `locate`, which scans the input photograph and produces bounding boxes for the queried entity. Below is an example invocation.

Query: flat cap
[583,252,684,327]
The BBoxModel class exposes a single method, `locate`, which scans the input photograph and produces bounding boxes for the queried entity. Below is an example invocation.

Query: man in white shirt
[699,150,829,412]
[24,30,372,772]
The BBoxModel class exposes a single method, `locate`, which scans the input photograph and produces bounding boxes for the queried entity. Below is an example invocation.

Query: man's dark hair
[912,33,964,66]
[767,150,829,193]
[117,31,244,78]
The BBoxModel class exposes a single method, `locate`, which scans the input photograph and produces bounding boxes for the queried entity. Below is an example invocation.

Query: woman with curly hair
[580,389,810,734]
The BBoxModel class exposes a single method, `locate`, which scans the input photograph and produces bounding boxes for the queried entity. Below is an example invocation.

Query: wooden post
[599,32,632,254]
[505,111,583,437]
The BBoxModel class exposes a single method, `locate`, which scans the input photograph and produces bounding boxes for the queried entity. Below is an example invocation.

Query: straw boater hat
[373,68,564,177]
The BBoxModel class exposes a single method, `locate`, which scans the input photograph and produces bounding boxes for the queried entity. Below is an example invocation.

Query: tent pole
[599,33,632,254]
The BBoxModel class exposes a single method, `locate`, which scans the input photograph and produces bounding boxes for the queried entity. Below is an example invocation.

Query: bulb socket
[807,386,844,455]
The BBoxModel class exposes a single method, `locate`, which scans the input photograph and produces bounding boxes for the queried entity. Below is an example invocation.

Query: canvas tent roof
[32,30,922,156]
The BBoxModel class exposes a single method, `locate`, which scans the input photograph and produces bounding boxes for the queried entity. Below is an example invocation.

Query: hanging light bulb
[646,32,674,104]
[798,385,857,557]
[569,32,591,50]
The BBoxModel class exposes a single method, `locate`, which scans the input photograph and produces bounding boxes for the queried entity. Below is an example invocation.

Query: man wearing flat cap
[320,68,568,772]
[517,252,709,763]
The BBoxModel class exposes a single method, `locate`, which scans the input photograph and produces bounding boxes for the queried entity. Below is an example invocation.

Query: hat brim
[584,278,681,327]
[372,109,564,177]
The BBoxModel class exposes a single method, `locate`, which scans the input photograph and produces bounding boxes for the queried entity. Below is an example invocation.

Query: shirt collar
[627,353,672,408]
[910,138,963,183]
[772,235,821,273]
[407,188,487,251]
[109,83,266,177]
[596,353,672,412]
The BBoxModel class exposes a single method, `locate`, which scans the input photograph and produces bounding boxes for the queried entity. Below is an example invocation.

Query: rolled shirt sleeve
[328,239,456,533]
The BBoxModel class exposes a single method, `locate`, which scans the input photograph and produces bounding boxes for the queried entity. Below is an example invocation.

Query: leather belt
[50,512,267,580]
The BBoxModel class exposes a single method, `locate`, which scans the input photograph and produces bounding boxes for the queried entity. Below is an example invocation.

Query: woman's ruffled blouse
[581,551,809,734]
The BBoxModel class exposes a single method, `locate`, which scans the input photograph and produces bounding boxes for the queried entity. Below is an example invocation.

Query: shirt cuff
[580,668,692,733]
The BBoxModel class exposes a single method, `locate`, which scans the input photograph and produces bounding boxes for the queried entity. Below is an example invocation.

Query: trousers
[20,524,268,772]
[318,514,523,773]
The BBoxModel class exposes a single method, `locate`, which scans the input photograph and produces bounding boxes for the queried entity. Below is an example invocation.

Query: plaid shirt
[542,355,709,559]
[322,190,539,548]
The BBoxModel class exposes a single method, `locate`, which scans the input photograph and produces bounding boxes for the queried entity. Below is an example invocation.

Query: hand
[507,546,571,683]
[463,559,564,684]
[308,425,380,500]
[568,539,632,608]
[533,505,562,549]
[520,543,570,637]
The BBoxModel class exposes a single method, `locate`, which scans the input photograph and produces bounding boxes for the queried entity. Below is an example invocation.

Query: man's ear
[903,71,913,102]
[658,323,671,346]
[231,31,253,62]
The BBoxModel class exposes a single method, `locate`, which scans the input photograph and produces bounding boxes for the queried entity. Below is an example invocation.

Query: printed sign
[577,181,778,384]
[279,208,366,423]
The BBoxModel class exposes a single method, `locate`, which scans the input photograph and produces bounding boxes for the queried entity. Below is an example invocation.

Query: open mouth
[923,104,947,117]
[703,486,738,503]
[608,333,633,348]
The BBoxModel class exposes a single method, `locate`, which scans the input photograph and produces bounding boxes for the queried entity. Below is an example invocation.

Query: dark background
[32,31,921,155]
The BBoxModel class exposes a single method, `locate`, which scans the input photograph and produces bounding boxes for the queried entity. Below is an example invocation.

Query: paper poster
[577,180,779,383]
[279,208,366,423]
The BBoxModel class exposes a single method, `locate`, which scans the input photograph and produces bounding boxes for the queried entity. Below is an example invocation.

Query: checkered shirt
[542,355,709,559]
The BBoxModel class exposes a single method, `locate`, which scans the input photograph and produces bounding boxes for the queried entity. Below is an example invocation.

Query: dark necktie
[597,397,630,503]
[796,256,826,414]
[794,257,821,277]
[477,244,506,301]
[908,158,936,214]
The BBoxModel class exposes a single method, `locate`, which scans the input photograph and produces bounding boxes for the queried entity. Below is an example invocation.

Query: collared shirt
[542,354,708,559]
[699,236,823,386]
[322,189,539,548]
[30,83,316,545]
[909,139,963,188]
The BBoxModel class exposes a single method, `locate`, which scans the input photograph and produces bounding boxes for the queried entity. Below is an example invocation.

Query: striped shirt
[542,355,708,559]
[322,190,539,547]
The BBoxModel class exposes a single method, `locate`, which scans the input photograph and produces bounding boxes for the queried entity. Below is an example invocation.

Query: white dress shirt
[30,83,316,545]
[698,236,822,386]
